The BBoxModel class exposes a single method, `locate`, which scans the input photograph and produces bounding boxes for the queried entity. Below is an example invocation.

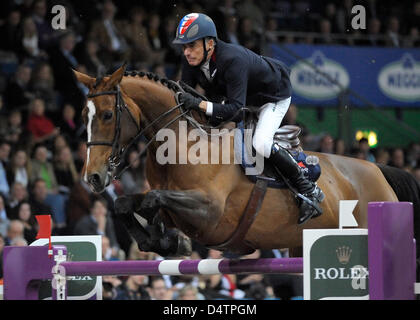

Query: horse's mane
[123,70,179,94]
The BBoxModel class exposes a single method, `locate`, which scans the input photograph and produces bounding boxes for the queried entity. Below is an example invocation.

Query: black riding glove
[179,92,202,112]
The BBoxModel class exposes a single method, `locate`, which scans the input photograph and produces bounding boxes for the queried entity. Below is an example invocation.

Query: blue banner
[270,44,420,107]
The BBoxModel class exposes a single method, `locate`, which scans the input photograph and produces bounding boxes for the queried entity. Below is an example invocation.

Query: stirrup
[297,187,325,225]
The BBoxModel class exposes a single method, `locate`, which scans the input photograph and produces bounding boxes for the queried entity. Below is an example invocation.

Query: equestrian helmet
[173,13,217,44]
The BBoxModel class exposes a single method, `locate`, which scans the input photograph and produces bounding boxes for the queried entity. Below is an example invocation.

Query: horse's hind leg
[115,194,192,257]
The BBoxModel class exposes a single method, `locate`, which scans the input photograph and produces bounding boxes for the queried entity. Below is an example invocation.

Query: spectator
[48,31,85,109]
[148,276,173,300]
[361,18,386,47]
[31,0,54,50]
[385,16,401,47]
[88,0,129,66]
[0,9,21,53]
[0,110,24,149]
[120,149,148,194]
[407,1,420,32]
[323,2,340,34]
[389,148,405,169]
[102,275,122,300]
[7,181,29,219]
[375,148,390,166]
[53,145,79,194]
[237,0,265,34]
[265,18,280,43]
[28,178,54,217]
[161,15,182,69]
[334,139,347,156]
[20,16,45,61]
[0,141,11,198]
[236,250,268,299]
[28,144,58,191]
[127,240,159,261]
[0,194,10,237]
[16,201,37,244]
[29,62,58,117]
[10,237,28,246]
[225,15,240,45]
[205,249,244,299]
[317,134,334,154]
[102,235,120,261]
[316,19,334,45]
[76,39,105,77]
[74,197,120,253]
[177,285,200,300]
[238,17,261,54]
[4,64,34,111]
[358,138,375,162]
[57,104,81,150]
[120,7,154,68]
[115,275,151,300]
[6,149,29,190]
[5,219,24,245]
[146,13,166,65]
[406,142,419,168]
[26,98,60,147]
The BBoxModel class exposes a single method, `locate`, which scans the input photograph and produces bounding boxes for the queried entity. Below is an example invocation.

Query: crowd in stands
[0,0,418,300]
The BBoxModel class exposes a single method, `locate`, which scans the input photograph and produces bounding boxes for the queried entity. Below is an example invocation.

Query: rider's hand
[179,92,202,112]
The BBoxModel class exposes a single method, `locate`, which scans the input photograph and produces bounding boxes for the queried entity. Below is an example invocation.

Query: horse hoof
[176,235,192,257]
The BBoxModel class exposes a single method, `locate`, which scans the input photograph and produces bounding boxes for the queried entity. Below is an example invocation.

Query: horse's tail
[377,163,420,280]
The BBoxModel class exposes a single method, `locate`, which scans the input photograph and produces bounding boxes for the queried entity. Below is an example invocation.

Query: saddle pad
[234,122,321,189]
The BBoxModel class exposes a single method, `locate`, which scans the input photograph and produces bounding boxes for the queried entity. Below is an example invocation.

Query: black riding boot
[270,144,325,224]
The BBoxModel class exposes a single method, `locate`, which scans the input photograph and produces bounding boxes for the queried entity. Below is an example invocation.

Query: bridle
[86,85,139,173]
[85,84,188,180]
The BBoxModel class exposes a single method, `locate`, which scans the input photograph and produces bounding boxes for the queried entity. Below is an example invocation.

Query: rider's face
[182,40,204,66]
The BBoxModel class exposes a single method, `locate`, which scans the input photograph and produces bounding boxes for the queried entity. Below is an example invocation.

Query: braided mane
[123,70,179,93]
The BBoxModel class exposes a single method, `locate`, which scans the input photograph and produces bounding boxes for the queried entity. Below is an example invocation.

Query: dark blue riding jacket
[181,39,292,123]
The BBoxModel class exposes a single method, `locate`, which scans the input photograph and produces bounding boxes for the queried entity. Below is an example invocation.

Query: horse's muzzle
[87,172,110,193]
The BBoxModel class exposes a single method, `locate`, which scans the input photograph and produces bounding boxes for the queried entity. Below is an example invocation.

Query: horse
[73,64,420,263]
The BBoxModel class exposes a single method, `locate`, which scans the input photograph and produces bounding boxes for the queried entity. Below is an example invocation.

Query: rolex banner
[303,229,369,300]
[270,44,420,107]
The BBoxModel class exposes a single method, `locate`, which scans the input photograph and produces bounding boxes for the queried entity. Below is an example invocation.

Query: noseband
[86,83,188,180]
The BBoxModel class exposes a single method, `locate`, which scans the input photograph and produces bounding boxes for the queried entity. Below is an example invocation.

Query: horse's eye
[103,111,113,120]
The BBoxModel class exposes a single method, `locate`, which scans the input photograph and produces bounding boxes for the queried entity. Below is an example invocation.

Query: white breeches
[252,97,292,158]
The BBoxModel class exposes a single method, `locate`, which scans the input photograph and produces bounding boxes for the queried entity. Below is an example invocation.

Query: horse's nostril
[88,173,101,186]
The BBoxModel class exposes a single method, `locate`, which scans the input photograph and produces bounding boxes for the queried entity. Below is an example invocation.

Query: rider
[173,13,324,225]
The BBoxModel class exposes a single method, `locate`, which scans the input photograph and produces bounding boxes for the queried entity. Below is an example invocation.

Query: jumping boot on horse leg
[270,144,325,224]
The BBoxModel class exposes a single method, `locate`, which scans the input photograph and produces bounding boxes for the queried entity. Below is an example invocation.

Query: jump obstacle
[2,202,417,300]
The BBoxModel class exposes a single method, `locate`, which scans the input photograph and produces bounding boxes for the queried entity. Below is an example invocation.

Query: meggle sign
[290,51,350,100]
[378,54,420,102]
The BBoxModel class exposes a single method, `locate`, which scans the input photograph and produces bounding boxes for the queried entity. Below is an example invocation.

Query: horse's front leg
[115,193,193,257]
[114,194,153,252]
[139,189,213,238]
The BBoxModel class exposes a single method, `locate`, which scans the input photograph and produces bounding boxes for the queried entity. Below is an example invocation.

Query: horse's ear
[73,69,95,89]
[105,63,127,89]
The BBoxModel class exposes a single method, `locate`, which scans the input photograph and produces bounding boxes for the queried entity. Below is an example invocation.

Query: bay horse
[73,65,420,263]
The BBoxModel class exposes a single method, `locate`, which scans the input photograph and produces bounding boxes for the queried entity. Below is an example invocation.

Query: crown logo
[336,246,352,264]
